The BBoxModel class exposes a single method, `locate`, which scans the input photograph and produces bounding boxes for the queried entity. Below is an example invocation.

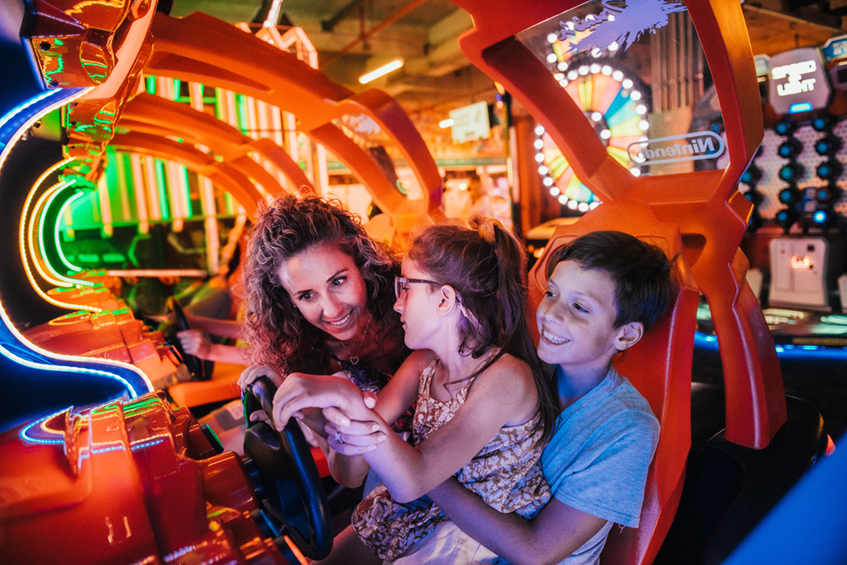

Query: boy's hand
[239,363,284,390]
[176,329,211,358]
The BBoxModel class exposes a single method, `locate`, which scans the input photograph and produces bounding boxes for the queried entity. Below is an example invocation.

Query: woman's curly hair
[243,195,400,375]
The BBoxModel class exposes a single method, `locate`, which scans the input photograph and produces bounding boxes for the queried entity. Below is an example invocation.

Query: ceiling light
[439,119,454,128]
[358,59,404,84]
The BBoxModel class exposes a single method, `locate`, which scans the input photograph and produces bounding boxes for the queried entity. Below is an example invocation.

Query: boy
[387,230,678,564]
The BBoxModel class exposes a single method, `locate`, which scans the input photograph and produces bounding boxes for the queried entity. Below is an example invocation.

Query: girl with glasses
[270,217,558,564]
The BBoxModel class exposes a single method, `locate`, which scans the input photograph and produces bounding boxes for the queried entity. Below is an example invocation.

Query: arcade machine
[0,2,837,565]
[453,0,832,564]
[692,35,847,445]
[0,0,444,562]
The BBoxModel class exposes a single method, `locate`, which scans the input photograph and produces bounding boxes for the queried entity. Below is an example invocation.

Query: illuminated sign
[823,36,847,91]
[768,48,831,114]
[822,35,847,62]
[627,131,724,167]
[449,101,490,144]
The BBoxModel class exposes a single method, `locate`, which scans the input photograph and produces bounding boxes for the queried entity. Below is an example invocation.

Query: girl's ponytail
[472,217,557,443]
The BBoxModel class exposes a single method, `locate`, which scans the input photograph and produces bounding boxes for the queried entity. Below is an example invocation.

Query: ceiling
[166,0,847,117]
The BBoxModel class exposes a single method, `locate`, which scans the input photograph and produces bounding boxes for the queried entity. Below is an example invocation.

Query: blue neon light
[131,438,165,451]
[813,210,828,224]
[19,409,68,444]
[789,102,813,114]
[90,444,125,455]
[696,330,847,361]
[0,343,143,398]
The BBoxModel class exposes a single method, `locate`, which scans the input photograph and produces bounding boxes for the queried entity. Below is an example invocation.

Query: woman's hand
[176,329,211,359]
[239,363,284,390]
[323,393,387,454]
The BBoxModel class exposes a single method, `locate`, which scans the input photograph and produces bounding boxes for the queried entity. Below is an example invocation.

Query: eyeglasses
[394,276,442,299]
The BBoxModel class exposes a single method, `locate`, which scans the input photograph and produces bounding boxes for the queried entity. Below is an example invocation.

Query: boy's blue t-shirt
[541,365,660,563]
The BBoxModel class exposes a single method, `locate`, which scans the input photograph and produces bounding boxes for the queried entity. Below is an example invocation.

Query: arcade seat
[528,201,699,565]
[655,390,828,565]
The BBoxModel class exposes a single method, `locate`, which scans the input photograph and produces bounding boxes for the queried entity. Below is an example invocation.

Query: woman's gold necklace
[340,313,372,365]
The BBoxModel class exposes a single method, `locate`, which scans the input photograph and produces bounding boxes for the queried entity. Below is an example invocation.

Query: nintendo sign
[768,47,831,114]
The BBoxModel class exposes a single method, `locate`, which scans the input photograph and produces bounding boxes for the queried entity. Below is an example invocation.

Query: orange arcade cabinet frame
[452,0,785,451]
[448,1,784,563]
[142,11,446,235]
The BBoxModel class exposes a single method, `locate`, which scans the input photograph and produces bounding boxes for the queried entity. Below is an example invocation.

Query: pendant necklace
[341,313,372,365]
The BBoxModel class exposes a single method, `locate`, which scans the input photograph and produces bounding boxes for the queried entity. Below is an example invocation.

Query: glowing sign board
[449,102,490,144]
[768,48,831,115]
[822,35,847,62]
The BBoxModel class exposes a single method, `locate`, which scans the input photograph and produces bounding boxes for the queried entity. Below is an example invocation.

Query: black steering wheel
[164,297,208,381]
[242,377,333,561]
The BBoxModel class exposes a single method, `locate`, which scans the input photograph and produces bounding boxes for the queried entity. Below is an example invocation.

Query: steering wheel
[164,297,208,381]
[242,377,333,560]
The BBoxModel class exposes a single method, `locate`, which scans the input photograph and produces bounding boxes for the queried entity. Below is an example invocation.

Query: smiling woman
[238,195,411,488]
[244,195,406,378]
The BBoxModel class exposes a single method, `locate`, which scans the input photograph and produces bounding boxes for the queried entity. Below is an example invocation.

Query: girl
[271,217,559,562]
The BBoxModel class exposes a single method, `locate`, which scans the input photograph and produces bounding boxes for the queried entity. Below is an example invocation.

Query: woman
[238,195,410,487]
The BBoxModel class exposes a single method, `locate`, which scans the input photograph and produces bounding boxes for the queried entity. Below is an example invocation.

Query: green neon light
[181,165,193,217]
[154,159,170,220]
[54,191,85,273]
[146,76,156,95]
[39,184,93,286]
[215,88,225,120]
[236,93,249,134]
[173,78,181,101]
[102,252,126,263]
[44,56,65,82]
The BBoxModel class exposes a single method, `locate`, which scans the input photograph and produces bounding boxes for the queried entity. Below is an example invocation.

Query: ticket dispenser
[769,237,831,310]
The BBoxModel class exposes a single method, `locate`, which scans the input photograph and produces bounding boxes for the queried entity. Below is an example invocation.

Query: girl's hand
[323,393,386,454]
[272,373,365,431]
[239,363,284,390]
[176,329,211,358]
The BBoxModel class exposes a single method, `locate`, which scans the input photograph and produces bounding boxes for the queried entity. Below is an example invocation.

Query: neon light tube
[97,173,113,237]
[130,153,150,233]
[0,89,152,398]
[28,180,76,287]
[358,59,404,84]
[0,343,148,400]
[54,191,85,273]
[38,182,92,285]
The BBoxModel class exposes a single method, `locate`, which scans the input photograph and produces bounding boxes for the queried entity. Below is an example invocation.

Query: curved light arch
[0,88,152,398]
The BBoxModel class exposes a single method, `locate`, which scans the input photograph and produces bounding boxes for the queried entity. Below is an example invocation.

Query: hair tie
[456,296,482,332]
[469,215,496,244]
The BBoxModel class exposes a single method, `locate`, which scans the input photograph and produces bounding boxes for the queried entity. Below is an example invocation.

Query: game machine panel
[0,9,335,560]
[6,1,448,414]
[0,3,439,561]
[725,36,847,367]
[0,379,333,564]
[450,0,828,563]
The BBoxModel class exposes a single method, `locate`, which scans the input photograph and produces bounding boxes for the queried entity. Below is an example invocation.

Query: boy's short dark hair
[545,230,677,331]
